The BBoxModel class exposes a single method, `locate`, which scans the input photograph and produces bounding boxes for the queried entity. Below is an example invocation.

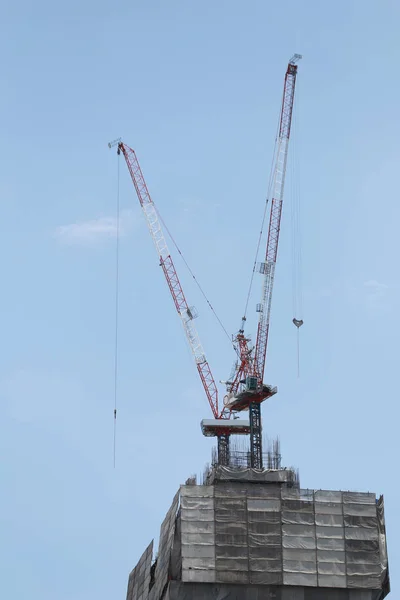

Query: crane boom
[117,142,220,419]
[221,55,301,469]
[253,55,301,383]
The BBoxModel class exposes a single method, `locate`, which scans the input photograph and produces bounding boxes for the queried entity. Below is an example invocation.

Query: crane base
[201,418,250,437]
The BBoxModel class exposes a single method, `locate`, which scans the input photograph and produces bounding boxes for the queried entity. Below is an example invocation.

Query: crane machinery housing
[109,54,302,469]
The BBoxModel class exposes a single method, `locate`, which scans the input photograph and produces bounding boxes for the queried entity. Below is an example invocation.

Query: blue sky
[1,1,399,598]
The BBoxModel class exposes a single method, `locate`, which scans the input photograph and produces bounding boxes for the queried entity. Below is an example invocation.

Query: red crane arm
[117,142,220,419]
[253,56,301,383]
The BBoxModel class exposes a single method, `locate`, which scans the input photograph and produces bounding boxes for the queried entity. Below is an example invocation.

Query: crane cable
[156,208,240,358]
[290,89,304,377]
[113,153,120,467]
[242,107,281,323]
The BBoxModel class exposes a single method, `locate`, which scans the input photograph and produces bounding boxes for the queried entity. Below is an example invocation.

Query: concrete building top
[126,472,390,600]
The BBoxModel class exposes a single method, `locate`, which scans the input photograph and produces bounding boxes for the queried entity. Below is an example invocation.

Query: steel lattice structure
[111,54,301,467]
[253,57,300,384]
[116,143,220,420]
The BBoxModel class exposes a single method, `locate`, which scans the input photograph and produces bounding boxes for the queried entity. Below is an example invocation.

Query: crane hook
[292,318,303,328]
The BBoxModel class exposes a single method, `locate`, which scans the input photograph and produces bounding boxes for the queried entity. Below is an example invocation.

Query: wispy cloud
[363,279,390,310]
[54,209,136,245]
[363,279,389,295]
[318,278,393,312]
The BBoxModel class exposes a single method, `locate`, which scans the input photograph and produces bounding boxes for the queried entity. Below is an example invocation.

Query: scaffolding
[126,467,390,600]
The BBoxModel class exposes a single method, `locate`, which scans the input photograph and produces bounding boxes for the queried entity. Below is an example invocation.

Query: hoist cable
[297,327,300,378]
[290,85,303,377]
[113,154,120,468]
[155,208,239,357]
[295,88,303,319]
[242,108,281,323]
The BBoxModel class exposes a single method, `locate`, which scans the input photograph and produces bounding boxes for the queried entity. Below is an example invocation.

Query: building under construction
[114,54,390,600]
[126,456,390,600]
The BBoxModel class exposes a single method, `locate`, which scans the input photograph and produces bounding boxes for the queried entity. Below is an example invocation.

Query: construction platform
[201,419,251,437]
[126,466,390,600]
[223,384,278,412]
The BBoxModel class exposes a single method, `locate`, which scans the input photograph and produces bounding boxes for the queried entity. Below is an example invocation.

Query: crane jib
[118,142,220,420]
[254,61,299,383]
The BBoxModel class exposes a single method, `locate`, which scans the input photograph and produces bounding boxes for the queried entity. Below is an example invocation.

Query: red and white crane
[108,141,251,465]
[223,54,302,467]
[110,54,301,468]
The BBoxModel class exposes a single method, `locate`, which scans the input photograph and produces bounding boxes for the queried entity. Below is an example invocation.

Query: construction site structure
[114,54,390,600]
[126,461,390,600]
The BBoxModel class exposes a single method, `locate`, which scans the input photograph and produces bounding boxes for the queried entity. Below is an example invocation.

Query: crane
[108,141,251,466]
[109,53,301,469]
[219,54,301,468]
